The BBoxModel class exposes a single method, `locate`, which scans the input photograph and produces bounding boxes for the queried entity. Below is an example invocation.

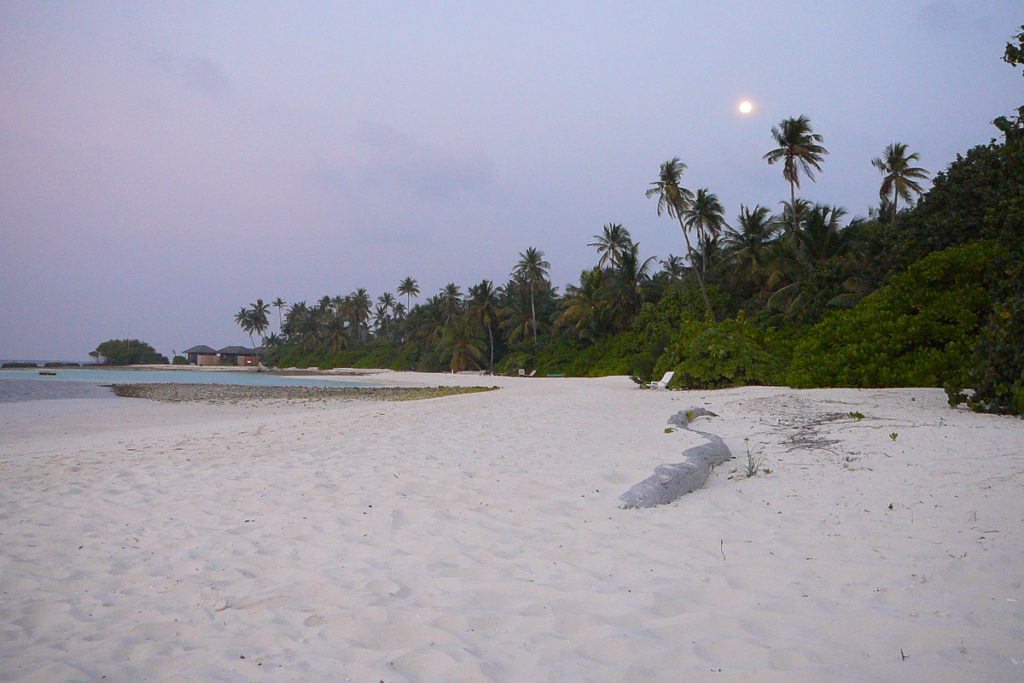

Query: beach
[1,372,1022,680]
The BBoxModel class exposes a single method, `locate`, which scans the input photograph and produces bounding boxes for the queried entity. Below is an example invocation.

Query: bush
[659,318,778,389]
[946,244,1024,414]
[172,355,189,365]
[787,241,998,388]
[495,350,533,375]
[89,339,168,365]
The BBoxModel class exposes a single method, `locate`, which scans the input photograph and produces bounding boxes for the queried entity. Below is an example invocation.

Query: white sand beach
[1,373,1022,681]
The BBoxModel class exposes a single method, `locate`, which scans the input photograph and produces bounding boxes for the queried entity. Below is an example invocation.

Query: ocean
[0,368,368,403]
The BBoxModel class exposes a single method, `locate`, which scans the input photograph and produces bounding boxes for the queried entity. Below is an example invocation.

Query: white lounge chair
[647,371,674,390]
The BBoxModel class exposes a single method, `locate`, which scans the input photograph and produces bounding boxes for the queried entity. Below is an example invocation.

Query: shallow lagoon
[0,368,368,402]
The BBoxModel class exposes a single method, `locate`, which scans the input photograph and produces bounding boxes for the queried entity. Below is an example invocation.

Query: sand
[1,373,1022,680]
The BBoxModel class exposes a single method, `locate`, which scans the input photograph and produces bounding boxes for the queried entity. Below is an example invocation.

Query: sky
[1,1,1020,360]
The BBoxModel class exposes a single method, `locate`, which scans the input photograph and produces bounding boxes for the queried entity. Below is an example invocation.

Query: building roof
[217,346,260,355]
[184,345,217,354]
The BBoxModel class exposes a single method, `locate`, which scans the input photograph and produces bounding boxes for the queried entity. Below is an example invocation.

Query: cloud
[352,122,495,198]
[304,122,494,201]
[148,51,231,96]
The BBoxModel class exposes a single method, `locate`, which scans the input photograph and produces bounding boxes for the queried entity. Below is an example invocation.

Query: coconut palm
[645,158,714,319]
[439,283,463,327]
[560,268,613,342]
[871,142,929,218]
[271,297,287,332]
[721,205,779,288]
[234,306,254,349]
[468,280,501,373]
[350,289,372,342]
[587,223,633,269]
[377,292,396,337]
[397,276,420,310]
[660,254,687,282]
[798,204,848,262]
[442,314,485,373]
[511,247,551,347]
[763,116,828,234]
[250,299,270,346]
[610,242,657,325]
[682,188,727,274]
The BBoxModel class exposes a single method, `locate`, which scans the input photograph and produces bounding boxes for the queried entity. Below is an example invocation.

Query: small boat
[38,370,57,376]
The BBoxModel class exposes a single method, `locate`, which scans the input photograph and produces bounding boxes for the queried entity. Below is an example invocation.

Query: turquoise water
[0,368,368,403]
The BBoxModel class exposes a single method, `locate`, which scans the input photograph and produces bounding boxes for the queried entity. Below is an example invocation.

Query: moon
[738,100,753,114]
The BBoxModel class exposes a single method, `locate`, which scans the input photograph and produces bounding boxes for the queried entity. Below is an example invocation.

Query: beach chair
[647,371,674,390]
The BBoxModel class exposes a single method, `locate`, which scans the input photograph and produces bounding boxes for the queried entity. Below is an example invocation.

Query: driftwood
[619,409,731,509]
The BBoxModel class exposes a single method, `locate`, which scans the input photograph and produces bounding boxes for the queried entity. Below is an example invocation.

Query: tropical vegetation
[90,339,168,365]
[235,27,1023,415]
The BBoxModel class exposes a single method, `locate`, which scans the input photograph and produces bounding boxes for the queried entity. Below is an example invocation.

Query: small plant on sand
[889,432,899,440]
[849,411,865,420]
[664,427,675,434]
[744,441,766,478]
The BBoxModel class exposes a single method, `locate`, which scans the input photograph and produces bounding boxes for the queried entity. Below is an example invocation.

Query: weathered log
[619,410,731,509]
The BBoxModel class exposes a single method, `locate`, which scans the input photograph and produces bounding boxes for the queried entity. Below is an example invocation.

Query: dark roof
[217,346,260,355]
[184,345,217,354]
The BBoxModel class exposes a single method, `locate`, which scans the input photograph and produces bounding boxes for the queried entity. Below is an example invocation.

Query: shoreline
[2,377,1022,679]
[109,382,498,403]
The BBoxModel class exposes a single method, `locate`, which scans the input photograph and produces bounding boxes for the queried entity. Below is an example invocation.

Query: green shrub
[946,244,1024,414]
[787,241,998,388]
[495,350,533,375]
[89,339,168,365]
[172,355,189,365]
[661,318,778,389]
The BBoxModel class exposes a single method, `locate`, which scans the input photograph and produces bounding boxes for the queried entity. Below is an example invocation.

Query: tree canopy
[90,339,168,365]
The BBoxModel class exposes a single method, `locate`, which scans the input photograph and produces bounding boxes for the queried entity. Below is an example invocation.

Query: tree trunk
[789,176,797,235]
[530,284,537,348]
[677,217,716,322]
[487,323,494,374]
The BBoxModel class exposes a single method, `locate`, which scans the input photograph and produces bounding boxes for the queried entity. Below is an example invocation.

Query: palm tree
[468,280,501,373]
[763,115,828,234]
[560,268,613,342]
[511,247,551,348]
[646,158,714,319]
[587,223,633,269]
[443,314,485,373]
[798,204,848,262]
[721,204,779,289]
[397,276,420,310]
[611,242,657,325]
[250,299,270,344]
[682,188,727,275]
[271,297,287,332]
[234,306,254,349]
[439,283,463,327]
[350,289,372,342]
[660,254,687,282]
[377,292,396,337]
[871,142,929,218]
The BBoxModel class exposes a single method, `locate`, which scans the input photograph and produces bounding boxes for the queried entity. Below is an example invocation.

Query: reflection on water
[0,379,115,403]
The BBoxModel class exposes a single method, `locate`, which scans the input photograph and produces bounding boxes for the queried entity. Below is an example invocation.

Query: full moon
[739,100,753,114]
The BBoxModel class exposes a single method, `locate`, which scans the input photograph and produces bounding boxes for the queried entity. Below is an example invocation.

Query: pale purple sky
[1,1,1020,360]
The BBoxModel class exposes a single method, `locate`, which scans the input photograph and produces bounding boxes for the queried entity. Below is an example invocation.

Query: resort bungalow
[217,346,261,366]
[183,345,219,366]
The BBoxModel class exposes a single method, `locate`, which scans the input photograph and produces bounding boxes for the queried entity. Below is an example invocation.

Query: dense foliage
[235,27,1023,415]
[90,339,168,365]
